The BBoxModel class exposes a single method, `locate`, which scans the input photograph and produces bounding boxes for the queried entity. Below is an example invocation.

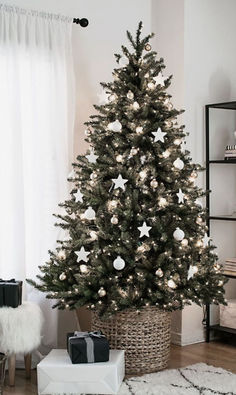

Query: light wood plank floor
[3,341,236,394]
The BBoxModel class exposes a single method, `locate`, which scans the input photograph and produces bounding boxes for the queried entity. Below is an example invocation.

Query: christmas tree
[28,22,226,317]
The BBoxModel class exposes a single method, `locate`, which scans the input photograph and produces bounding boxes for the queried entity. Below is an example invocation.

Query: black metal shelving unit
[205,101,236,342]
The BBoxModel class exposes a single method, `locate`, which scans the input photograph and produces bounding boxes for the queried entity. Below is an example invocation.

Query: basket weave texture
[91,307,171,376]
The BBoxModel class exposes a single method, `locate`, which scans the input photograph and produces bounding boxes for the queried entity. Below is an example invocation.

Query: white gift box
[37,349,125,395]
[220,299,236,329]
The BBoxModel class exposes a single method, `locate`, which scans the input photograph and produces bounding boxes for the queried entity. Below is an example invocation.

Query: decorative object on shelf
[67,331,109,364]
[92,307,171,375]
[37,349,124,395]
[220,299,236,329]
[224,144,236,160]
[0,279,22,308]
[0,302,43,386]
[223,258,236,277]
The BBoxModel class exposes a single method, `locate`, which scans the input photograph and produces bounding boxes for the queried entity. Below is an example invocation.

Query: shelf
[206,101,236,110]
[209,215,236,221]
[209,325,236,335]
[223,271,236,279]
[209,160,236,164]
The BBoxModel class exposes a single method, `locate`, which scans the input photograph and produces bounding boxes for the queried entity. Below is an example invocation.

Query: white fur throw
[0,302,43,354]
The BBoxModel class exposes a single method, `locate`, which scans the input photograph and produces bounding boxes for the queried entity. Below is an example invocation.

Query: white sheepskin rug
[119,363,236,394]
[0,302,43,354]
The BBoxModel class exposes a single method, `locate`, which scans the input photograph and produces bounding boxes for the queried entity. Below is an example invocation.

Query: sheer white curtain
[0,4,75,352]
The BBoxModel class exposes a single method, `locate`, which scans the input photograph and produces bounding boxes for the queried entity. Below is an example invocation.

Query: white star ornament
[74,189,83,203]
[138,221,152,238]
[153,72,166,87]
[112,174,128,191]
[86,150,98,164]
[152,127,167,143]
[177,189,185,204]
[75,247,90,263]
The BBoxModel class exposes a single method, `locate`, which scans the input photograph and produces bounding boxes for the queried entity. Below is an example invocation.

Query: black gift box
[0,279,22,308]
[67,331,109,364]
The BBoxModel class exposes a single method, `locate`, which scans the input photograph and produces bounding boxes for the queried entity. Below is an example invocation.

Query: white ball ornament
[150,179,158,188]
[90,231,98,240]
[136,126,143,134]
[174,138,182,146]
[107,200,118,211]
[130,147,138,156]
[127,90,134,100]
[109,94,116,102]
[132,101,140,110]
[173,227,185,241]
[80,264,88,274]
[159,197,167,208]
[98,287,106,297]
[59,272,66,281]
[181,238,188,247]
[90,172,97,180]
[173,158,184,170]
[155,268,163,277]
[111,215,118,224]
[147,82,155,90]
[116,154,123,163]
[196,217,203,225]
[84,206,96,220]
[108,120,122,132]
[58,250,66,260]
[84,129,91,136]
[168,279,177,289]
[113,256,125,270]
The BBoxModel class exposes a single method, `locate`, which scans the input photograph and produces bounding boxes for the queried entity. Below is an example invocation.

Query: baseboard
[171,329,206,346]
[171,331,182,345]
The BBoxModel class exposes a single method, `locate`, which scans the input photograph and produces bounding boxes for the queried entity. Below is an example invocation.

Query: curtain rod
[73,18,89,27]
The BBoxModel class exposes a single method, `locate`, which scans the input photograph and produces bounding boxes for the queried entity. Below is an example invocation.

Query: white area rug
[119,363,236,394]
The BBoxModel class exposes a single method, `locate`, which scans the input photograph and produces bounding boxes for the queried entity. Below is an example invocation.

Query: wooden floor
[3,341,236,394]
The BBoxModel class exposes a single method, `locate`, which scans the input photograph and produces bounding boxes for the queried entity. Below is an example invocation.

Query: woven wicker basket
[91,307,171,376]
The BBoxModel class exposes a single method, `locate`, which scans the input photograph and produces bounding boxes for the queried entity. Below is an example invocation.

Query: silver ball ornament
[98,287,106,297]
[155,268,163,277]
[173,227,185,241]
[127,90,134,100]
[150,179,158,188]
[80,264,88,274]
[111,215,118,224]
[113,256,125,270]
[59,272,66,281]
[136,126,143,134]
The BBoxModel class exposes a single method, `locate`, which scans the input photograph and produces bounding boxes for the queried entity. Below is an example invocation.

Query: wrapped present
[0,279,22,308]
[67,331,109,364]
